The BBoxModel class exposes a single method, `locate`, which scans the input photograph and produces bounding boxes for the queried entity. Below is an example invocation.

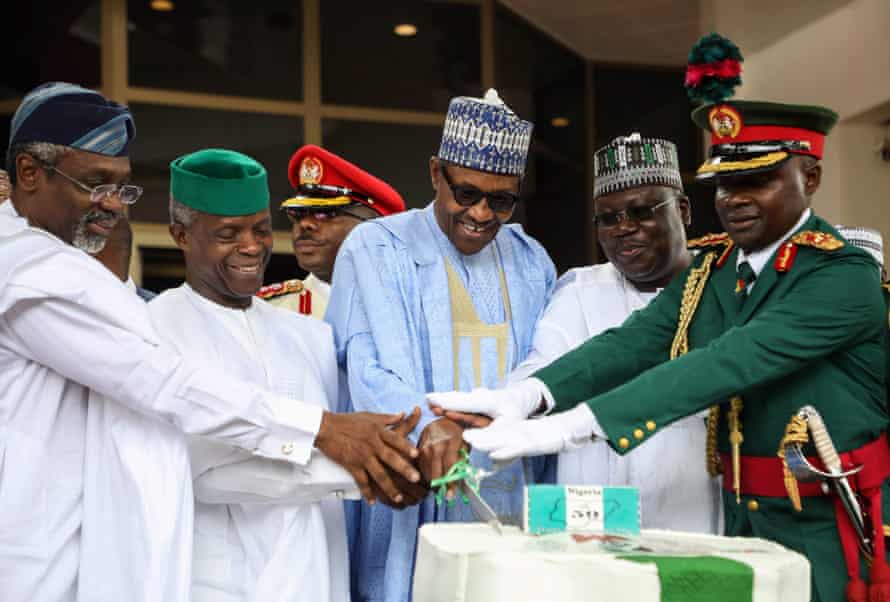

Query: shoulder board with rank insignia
[687,232,731,249]
[687,232,734,268]
[789,231,844,251]
[256,279,304,299]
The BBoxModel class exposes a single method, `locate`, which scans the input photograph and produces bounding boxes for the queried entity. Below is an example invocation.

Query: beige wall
[702,0,890,263]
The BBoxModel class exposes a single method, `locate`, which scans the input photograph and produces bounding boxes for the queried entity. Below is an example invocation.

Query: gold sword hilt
[798,406,870,555]
[803,408,842,473]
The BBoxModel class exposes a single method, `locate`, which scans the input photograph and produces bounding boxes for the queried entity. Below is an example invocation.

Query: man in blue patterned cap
[326,89,556,602]
[0,83,421,602]
[430,33,890,602]
[3,82,136,243]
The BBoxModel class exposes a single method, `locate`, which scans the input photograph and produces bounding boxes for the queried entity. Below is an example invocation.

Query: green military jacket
[535,213,887,602]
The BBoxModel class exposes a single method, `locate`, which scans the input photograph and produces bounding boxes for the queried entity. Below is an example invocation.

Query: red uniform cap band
[282,144,406,217]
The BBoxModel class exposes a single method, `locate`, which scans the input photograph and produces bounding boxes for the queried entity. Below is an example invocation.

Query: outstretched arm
[0,236,419,498]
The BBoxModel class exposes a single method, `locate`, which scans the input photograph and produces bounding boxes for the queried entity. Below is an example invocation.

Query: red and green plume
[685,32,744,104]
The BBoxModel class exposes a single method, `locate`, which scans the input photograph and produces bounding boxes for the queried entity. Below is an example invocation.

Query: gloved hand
[426,378,550,423]
[462,404,599,462]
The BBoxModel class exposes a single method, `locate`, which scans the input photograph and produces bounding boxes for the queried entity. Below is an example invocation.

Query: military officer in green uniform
[430,48,890,602]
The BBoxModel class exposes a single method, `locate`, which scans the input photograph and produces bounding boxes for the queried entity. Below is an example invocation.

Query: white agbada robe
[510,262,723,534]
[0,223,328,602]
[79,280,193,602]
[149,284,356,602]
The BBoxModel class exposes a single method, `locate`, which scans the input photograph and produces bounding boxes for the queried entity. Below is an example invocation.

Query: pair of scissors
[460,479,504,535]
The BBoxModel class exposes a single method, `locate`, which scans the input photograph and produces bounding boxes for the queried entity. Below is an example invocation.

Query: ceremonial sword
[783,405,871,556]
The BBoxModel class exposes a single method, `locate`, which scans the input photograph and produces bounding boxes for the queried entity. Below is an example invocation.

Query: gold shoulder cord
[726,396,744,502]
[668,252,722,477]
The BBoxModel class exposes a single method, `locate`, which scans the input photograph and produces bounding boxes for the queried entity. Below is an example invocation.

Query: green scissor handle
[430,449,482,506]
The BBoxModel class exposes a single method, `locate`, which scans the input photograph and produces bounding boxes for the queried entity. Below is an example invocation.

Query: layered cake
[412,523,810,601]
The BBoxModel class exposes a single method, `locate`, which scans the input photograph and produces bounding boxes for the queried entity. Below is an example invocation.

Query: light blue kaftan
[325,204,556,602]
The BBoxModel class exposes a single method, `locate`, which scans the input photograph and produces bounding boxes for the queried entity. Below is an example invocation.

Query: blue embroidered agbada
[326,204,556,602]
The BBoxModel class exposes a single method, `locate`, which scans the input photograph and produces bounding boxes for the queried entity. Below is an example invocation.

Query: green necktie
[735,261,756,300]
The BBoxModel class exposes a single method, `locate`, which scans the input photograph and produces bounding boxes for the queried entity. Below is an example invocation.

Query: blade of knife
[460,481,503,535]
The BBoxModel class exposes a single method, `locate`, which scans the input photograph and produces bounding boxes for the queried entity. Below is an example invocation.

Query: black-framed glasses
[284,205,368,224]
[439,163,520,214]
[593,197,676,228]
[41,163,143,205]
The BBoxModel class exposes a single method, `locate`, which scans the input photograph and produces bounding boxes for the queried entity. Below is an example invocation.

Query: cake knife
[461,480,504,535]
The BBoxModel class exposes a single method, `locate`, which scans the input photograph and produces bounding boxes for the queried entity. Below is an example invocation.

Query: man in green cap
[431,42,890,602]
[148,148,425,602]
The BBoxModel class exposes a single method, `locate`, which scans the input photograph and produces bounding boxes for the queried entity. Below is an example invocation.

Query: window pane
[496,6,588,273]
[128,0,303,100]
[127,103,303,231]
[321,119,442,209]
[321,0,481,110]
[3,1,100,98]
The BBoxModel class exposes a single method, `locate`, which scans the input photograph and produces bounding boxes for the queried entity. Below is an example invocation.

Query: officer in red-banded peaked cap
[258,145,406,318]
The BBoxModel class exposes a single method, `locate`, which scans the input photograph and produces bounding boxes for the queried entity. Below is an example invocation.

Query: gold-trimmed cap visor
[696,151,790,180]
[279,194,352,209]
[279,183,373,209]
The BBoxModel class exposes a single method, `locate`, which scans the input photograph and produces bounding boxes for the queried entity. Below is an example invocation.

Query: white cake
[412,523,810,602]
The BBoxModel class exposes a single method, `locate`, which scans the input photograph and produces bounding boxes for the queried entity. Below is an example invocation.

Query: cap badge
[299,156,323,185]
[709,105,742,139]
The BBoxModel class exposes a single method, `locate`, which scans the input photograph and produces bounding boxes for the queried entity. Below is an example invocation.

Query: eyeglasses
[284,206,368,224]
[593,197,676,228]
[439,164,520,214]
[41,163,143,205]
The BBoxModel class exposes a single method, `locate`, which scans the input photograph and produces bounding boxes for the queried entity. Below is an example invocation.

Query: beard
[72,209,117,253]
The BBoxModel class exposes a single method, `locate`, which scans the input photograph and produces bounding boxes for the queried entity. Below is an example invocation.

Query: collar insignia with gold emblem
[709,105,743,139]
[299,156,324,185]
[773,241,798,272]
[790,231,844,251]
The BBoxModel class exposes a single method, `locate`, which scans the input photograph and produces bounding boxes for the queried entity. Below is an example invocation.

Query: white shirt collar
[1,198,22,219]
[183,281,255,314]
[304,272,331,297]
[737,208,811,278]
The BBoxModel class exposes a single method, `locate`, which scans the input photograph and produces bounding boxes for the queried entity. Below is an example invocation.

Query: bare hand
[371,407,430,509]
[315,410,421,505]
[431,405,493,429]
[418,417,467,500]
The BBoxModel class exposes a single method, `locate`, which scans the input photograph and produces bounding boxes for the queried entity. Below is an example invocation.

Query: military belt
[719,433,890,498]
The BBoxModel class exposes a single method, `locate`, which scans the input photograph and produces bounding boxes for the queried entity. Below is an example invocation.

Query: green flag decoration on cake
[620,555,754,602]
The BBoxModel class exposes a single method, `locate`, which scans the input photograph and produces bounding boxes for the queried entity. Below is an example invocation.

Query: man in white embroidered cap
[326,89,557,602]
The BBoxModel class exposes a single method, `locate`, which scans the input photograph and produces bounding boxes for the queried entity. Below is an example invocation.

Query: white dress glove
[426,378,551,422]
[462,404,599,462]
